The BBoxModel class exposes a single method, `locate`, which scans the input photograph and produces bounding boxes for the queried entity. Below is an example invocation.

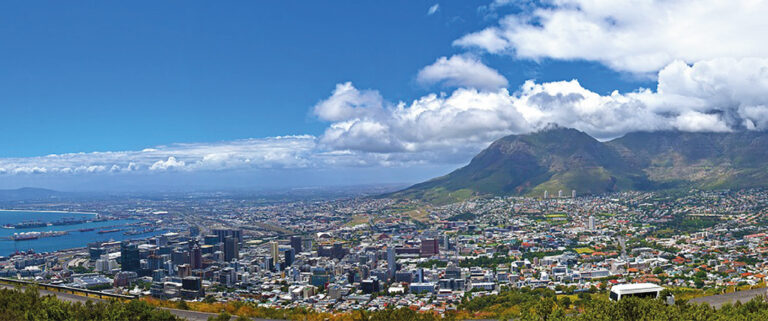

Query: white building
[609,283,664,301]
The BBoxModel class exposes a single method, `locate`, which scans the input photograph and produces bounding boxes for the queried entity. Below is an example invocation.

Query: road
[0,284,285,321]
[689,287,767,309]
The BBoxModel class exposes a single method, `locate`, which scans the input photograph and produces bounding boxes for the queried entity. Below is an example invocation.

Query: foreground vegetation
[0,287,180,321]
[7,285,768,321]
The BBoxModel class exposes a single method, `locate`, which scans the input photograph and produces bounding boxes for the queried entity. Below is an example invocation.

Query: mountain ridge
[393,127,768,203]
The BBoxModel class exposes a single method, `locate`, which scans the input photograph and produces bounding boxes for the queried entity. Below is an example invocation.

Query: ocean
[0,210,164,256]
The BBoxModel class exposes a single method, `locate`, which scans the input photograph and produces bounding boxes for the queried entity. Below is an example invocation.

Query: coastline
[0,209,98,215]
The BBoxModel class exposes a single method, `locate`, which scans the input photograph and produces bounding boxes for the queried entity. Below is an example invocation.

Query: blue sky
[1,0,767,191]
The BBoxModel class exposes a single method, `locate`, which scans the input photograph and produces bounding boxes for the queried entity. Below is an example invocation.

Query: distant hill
[392,127,768,204]
[0,187,64,201]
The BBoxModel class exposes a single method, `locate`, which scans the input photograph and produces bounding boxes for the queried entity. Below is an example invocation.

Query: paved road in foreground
[0,284,285,321]
[689,287,767,309]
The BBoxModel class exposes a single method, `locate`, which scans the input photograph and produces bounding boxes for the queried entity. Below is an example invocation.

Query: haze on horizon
[3,0,768,192]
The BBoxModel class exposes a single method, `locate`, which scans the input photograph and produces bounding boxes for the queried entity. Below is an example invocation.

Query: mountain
[0,187,65,202]
[393,127,768,203]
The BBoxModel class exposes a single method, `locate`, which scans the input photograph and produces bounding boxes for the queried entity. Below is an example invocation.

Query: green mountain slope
[393,128,768,204]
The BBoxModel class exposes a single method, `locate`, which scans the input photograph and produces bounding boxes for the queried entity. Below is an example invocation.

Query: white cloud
[313,82,385,122]
[427,4,439,15]
[417,55,508,90]
[455,0,768,73]
[149,157,185,171]
[315,57,768,158]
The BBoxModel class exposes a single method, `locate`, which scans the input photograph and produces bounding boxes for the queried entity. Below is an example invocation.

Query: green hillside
[393,127,768,204]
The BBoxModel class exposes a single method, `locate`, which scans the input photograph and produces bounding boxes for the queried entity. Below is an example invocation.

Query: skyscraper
[120,241,140,272]
[270,241,280,268]
[190,243,203,269]
[544,190,549,199]
[572,189,576,198]
[588,216,595,230]
[387,246,396,280]
[290,235,302,253]
[213,228,242,244]
[224,236,239,262]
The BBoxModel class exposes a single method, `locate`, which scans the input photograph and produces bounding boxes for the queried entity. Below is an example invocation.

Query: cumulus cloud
[315,57,768,159]
[455,0,768,73]
[417,55,508,90]
[427,4,439,15]
[313,82,385,122]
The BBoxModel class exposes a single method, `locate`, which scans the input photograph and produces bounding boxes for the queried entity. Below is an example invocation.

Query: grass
[574,247,595,254]
[404,208,431,223]
[344,214,370,227]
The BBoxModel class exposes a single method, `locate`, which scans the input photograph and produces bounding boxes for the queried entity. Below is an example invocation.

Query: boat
[97,229,121,234]
[9,221,48,229]
[78,228,95,232]
[11,232,40,241]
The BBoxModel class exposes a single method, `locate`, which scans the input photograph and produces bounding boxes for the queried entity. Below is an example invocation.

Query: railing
[0,277,138,300]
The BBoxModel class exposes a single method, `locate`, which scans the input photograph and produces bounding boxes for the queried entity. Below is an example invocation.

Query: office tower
[224,236,239,262]
[283,247,295,267]
[213,228,242,244]
[171,250,189,266]
[120,241,140,272]
[270,241,280,268]
[181,276,204,299]
[147,253,164,271]
[588,216,595,230]
[420,239,439,257]
[332,243,346,260]
[190,243,203,269]
[290,235,303,253]
[88,243,106,261]
[387,246,396,279]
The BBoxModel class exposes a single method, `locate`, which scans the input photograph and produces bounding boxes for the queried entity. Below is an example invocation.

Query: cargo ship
[11,232,39,241]
[4,221,48,229]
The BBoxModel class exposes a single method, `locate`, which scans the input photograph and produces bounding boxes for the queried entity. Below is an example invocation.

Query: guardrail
[0,277,138,300]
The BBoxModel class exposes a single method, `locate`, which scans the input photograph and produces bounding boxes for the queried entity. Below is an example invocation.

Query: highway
[0,284,285,321]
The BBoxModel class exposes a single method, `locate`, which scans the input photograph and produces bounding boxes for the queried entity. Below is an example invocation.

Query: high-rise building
[190,244,203,269]
[224,236,239,262]
[270,241,280,268]
[290,236,303,253]
[213,228,242,244]
[588,216,595,230]
[332,243,346,260]
[181,276,204,299]
[120,241,140,272]
[558,190,564,198]
[171,250,189,266]
[387,246,396,280]
[420,239,439,257]
[283,246,295,267]
[544,190,549,199]
[572,189,576,198]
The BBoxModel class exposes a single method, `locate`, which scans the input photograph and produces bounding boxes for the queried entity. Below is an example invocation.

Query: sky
[1,0,768,192]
